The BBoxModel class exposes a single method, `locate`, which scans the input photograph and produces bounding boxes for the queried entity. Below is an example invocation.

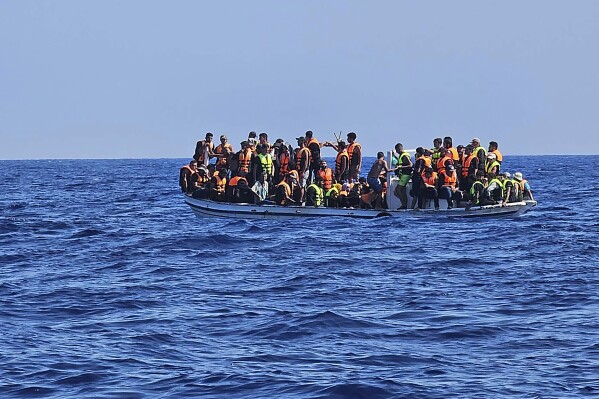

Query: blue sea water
[1,155,598,398]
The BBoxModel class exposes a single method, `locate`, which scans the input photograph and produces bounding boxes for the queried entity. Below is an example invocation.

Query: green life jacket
[485,160,500,174]
[473,146,487,159]
[489,178,504,200]
[470,180,484,196]
[307,183,323,206]
[257,153,273,176]
[325,186,339,197]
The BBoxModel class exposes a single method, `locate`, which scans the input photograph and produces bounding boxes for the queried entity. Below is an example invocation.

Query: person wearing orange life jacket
[455,145,465,178]
[438,164,463,209]
[471,137,487,173]
[346,132,362,182]
[228,171,253,203]
[193,132,215,167]
[443,136,459,162]
[418,166,440,210]
[334,141,350,183]
[275,143,291,184]
[304,130,321,184]
[236,141,253,177]
[410,147,430,209]
[460,144,480,192]
[294,137,311,202]
[214,135,234,170]
[179,160,198,194]
[210,167,228,201]
[191,165,211,199]
[485,152,501,175]
[316,160,334,190]
[488,141,503,163]
[435,147,454,183]
[514,172,534,201]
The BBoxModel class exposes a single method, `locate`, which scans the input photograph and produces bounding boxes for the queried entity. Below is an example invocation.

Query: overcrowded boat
[180,131,537,219]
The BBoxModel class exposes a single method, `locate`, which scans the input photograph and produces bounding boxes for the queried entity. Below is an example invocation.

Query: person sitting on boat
[305,130,321,185]
[294,137,311,202]
[514,172,534,201]
[316,160,333,191]
[501,172,519,205]
[211,167,227,201]
[193,132,215,167]
[485,172,503,205]
[438,164,462,209]
[460,144,480,192]
[346,179,362,208]
[179,160,198,194]
[346,132,362,182]
[367,152,396,210]
[213,135,234,172]
[485,152,500,175]
[306,180,324,207]
[358,177,374,209]
[191,165,211,199]
[228,171,253,203]
[466,171,487,208]
[324,183,340,208]
[488,141,503,163]
[392,142,413,210]
[418,166,440,210]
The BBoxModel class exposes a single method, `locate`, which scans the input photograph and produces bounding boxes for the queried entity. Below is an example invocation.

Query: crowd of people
[179,131,534,210]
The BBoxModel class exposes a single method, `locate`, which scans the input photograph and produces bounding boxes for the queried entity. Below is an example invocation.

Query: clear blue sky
[1,0,598,159]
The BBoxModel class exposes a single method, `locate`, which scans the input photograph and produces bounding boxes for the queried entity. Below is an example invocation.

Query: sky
[1,0,598,159]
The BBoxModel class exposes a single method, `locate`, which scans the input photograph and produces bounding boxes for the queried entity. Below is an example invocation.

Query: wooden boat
[184,195,536,220]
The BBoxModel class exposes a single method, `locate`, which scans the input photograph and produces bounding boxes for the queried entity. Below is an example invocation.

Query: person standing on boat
[410,147,429,209]
[193,132,215,167]
[275,143,291,185]
[305,131,321,185]
[255,144,274,193]
[332,141,350,183]
[295,137,311,202]
[488,141,503,164]
[514,172,534,201]
[179,160,198,194]
[431,138,443,167]
[367,152,396,210]
[460,145,480,192]
[347,132,362,182]
[471,138,487,173]
[443,136,459,162]
[213,135,234,173]
[237,141,253,180]
[392,143,413,210]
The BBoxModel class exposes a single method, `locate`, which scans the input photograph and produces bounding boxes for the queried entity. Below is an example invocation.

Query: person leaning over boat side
[367,152,396,210]
[514,172,534,201]
[305,130,321,185]
[193,132,215,167]
[488,141,503,163]
[392,142,413,210]
[211,167,227,201]
[179,160,198,194]
[346,132,362,182]
[438,164,462,209]
[471,137,487,173]
[294,137,311,202]
[431,138,443,168]
[485,153,500,175]
[485,173,503,205]
[418,166,440,210]
[460,145,480,192]
[214,135,234,172]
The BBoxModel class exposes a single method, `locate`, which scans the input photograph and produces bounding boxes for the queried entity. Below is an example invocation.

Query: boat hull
[184,196,537,220]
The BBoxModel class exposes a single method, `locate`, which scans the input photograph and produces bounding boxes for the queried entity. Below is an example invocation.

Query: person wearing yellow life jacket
[210,168,228,201]
[443,136,459,162]
[179,160,198,194]
[306,181,324,207]
[431,137,443,166]
[214,135,234,170]
[324,183,341,208]
[256,144,274,182]
[485,152,501,175]
[438,164,462,209]
[392,143,413,210]
[193,132,215,167]
[460,144,480,192]
[488,141,503,163]
[334,141,350,183]
[485,173,504,204]
[316,160,334,190]
[500,172,519,204]
[346,132,362,182]
[514,172,534,201]
[467,171,487,207]
[471,137,487,173]
[418,166,440,210]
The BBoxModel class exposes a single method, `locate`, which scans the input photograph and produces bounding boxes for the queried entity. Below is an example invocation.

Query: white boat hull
[184,196,537,220]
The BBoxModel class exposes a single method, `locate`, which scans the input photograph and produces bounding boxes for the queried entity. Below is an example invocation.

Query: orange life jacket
[238,148,252,173]
[195,174,210,187]
[287,170,299,184]
[347,142,362,165]
[213,174,227,192]
[317,168,333,189]
[276,180,292,197]
[229,176,247,187]
[307,138,319,148]
[335,150,349,177]
[447,147,459,161]
[279,152,290,176]
[442,171,457,188]
[436,156,453,175]
[421,172,437,186]
[417,156,432,168]
[462,154,476,177]
[296,147,311,171]
[215,143,233,167]
[491,149,503,162]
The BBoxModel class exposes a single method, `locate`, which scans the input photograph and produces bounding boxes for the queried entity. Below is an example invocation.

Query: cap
[503,172,511,179]
[471,137,480,144]
[514,172,523,181]
[487,153,497,159]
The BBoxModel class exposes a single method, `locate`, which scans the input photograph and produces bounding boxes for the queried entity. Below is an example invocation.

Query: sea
[1,155,597,399]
